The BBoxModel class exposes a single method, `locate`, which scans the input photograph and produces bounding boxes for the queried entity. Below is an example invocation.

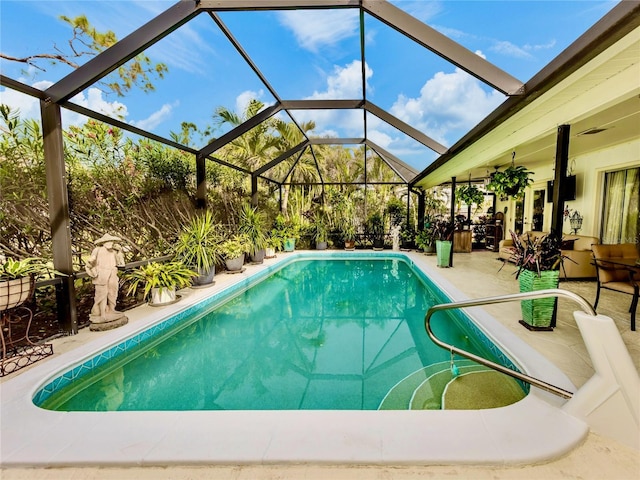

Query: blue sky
[0,0,618,170]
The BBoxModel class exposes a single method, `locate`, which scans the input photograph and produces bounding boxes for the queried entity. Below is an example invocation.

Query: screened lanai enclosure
[1,0,636,338]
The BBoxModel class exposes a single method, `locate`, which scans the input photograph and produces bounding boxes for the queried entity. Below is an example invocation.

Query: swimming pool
[36,258,519,412]
[0,251,586,466]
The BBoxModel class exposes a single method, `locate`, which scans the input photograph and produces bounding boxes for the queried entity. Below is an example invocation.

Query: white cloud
[308,60,371,100]
[70,88,129,120]
[0,82,131,128]
[490,40,533,59]
[278,9,359,52]
[390,66,504,146]
[289,60,371,138]
[0,82,46,120]
[524,39,557,52]
[367,129,393,149]
[131,102,178,131]
[235,89,265,115]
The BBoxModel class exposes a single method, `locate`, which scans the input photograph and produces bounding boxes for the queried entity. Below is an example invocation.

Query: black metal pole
[251,174,258,207]
[41,99,78,334]
[417,191,425,231]
[450,176,456,267]
[196,153,206,209]
[550,124,571,328]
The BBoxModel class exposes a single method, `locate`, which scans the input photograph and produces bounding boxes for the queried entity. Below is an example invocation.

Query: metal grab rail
[425,289,597,399]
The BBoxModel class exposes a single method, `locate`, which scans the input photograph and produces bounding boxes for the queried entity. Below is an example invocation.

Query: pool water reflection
[40,259,498,411]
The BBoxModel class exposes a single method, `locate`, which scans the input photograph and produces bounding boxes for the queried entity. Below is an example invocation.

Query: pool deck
[1,250,639,479]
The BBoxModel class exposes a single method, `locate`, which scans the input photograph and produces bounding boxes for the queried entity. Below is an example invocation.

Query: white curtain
[602,168,639,244]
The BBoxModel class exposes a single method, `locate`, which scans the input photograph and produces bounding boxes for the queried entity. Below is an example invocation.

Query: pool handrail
[424,288,597,400]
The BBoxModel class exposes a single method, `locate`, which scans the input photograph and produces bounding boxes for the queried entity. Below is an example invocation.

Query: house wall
[495,137,640,240]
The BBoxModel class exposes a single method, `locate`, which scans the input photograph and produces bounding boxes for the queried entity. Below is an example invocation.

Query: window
[601,167,639,244]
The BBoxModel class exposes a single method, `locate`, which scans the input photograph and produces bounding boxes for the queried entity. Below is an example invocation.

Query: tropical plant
[219,235,249,260]
[366,211,385,247]
[239,203,268,255]
[424,189,447,221]
[385,197,405,227]
[0,257,54,280]
[456,184,485,207]
[311,214,329,244]
[415,228,434,251]
[432,217,455,241]
[271,214,299,243]
[486,165,533,199]
[399,224,415,245]
[265,232,283,251]
[174,210,221,273]
[125,261,195,300]
[506,230,565,277]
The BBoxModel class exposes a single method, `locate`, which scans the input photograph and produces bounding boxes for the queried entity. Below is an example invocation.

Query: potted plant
[456,184,485,209]
[399,224,416,250]
[272,214,299,252]
[341,220,356,250]
[366,211,385,250]
[432,218,454,267]
[219,235,248,272]
[415,227,435,254]
[312,216,329,250]
[125,261,195,306]
[486,165,533,200]
[264,234,281,259]
[0,257,52,311]
[239,203,268,263]
[506,230,564,330]
[174,211,221,287]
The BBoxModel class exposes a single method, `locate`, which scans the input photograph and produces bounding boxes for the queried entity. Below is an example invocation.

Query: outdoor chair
[592,243,639,331]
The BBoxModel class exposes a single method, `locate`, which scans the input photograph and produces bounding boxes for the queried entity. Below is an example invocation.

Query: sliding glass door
[601,167,639,244]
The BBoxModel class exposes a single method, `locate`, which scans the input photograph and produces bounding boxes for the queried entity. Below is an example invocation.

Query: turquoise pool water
[38,258,506,411]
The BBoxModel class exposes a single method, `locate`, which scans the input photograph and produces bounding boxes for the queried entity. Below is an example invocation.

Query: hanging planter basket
[486,163,533,200]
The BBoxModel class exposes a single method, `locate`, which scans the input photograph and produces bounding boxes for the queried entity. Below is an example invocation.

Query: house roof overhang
[410,1,640,190]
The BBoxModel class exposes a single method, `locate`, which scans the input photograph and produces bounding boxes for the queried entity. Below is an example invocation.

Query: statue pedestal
[89,312,129,331]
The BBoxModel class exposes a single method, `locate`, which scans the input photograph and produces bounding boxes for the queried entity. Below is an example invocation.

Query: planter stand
[226,268,246,274]
[518,319,554,332]
[1,277,53,376]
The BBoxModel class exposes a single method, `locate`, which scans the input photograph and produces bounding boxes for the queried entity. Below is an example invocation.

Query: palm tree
[212,99,280,172]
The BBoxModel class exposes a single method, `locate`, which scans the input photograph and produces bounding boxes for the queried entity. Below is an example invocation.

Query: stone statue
[85,233,128,330]
[391,225,401,251]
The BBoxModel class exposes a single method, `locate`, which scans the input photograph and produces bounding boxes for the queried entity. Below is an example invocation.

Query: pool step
[409,363,490,410]
[378,360,480,410]
[441,370,526,410]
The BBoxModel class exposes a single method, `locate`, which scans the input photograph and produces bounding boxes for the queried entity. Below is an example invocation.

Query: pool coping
[0,251,588,467]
